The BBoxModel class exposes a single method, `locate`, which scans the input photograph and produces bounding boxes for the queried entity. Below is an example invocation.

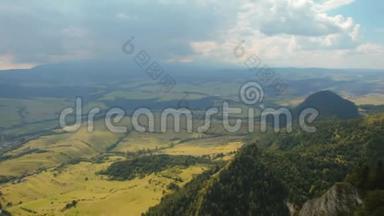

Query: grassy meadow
[1,159,208,216]
[0,116,244,215]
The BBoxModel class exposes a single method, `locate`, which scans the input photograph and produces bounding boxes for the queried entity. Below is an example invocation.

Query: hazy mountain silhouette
[295,90,359,119]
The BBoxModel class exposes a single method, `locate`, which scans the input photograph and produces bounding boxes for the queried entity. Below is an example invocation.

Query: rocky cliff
[298,182,362,216]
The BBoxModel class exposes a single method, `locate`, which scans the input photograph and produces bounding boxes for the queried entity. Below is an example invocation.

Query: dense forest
[145,114,384,215]
[101,155,212,180]
[145,146,290,216]
[251,114,384,203]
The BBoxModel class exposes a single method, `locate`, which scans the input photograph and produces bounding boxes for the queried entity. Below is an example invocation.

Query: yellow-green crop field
[1,159,207,216]
[0,120,244,215]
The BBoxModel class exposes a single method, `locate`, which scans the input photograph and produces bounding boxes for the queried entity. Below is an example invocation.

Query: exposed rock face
[0,209,12,216]
[298,182,362,216]
[287,202,301,216]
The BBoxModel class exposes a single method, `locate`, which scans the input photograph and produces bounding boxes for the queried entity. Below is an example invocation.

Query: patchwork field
[350,93,384,105]
[0,126,124,177]
[0,117,244,215]
[111,130,212,153]
[161,136,242,158]
[0,98,72,128]
[1,159,208,216]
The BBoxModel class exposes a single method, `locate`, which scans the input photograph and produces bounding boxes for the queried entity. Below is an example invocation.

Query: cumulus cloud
[259,0,350,36]
[0,0,226,67]
[187,0,383,68]
[190,41,219,56]
[355,43,384,54]
[317,0,355,11]
[233,0,359,43]
[0,54,35,70]
[0,0,383,69]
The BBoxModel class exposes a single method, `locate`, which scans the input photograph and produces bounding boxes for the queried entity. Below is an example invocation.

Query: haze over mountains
[0,61,383,152]
[0,61,383,216]
[0,61,383,98]
[1,0,384,215]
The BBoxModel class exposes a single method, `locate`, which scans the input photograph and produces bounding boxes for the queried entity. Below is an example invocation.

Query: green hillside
[145,114,384,215]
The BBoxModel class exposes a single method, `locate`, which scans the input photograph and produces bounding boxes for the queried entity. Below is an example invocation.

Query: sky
[1,0,384,70]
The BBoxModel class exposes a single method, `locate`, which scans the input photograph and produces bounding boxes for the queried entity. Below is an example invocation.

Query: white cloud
[190,41,219,56]
[0,54,35,70]
[317,0,355,11]
[186,0,381,68]
[355,43,384,54]
[0,0,382,69]
[248,0,358,37]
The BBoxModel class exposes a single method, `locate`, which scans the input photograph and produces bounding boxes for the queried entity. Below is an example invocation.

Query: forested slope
[145,114,384,215]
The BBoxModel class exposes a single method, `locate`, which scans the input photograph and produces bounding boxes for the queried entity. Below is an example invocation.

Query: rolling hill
[294,90,360,119]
